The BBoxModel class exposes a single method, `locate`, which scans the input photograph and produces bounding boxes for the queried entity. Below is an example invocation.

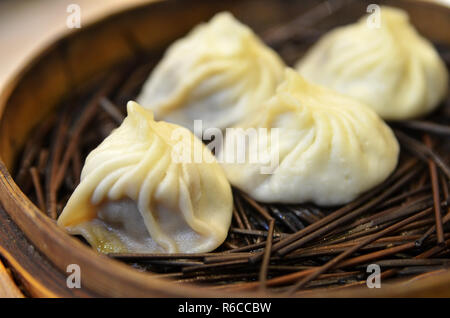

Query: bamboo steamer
[0,0,449,297]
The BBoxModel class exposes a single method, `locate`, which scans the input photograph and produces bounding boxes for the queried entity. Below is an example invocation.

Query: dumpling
[57,101,233,254]
[219,69,399,206]
[296,6,448,120]
[137,12,285,132]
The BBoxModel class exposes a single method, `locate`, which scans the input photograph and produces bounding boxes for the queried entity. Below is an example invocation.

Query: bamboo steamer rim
[0,0,449,297]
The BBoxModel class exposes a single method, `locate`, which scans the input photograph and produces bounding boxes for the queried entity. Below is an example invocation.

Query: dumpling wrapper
[137,11,285,132]
[296,6,448,120]
[57,102,233,254]
[220,69,399,206]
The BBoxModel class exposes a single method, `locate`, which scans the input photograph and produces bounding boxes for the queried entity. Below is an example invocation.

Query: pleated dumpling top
[220,69,399,206]
[58,101,233,254]
[137,12,285,131]
[296,6,448,120]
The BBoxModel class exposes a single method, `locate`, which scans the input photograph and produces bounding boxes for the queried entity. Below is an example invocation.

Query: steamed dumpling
[57,101,233,254]
[220,69,399,206]
[296,6,448,120]
[137,12,285,132]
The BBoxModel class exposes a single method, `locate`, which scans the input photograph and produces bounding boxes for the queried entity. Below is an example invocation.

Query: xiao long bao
[220,69,399,206]
[137,12,285,132]
[296,6,448,120]
[57,102,233,254]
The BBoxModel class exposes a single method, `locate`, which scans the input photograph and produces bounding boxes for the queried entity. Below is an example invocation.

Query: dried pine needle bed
[14,3,450,295]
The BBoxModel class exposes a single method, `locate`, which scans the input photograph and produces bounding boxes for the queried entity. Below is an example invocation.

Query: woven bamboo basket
[0,0,449,297]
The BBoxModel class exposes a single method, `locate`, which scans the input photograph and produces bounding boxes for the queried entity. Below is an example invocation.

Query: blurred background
[0,0,156,90]
[0,0,448,91]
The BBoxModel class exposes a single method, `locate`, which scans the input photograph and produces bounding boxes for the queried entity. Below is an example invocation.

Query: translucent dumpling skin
[296,6,448,120]
[137,12,285,131]
[57,102,233,254]
[220,69,399,206]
